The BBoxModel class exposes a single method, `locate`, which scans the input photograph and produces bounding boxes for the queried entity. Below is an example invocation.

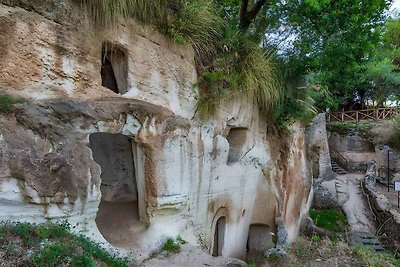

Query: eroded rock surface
[0,1,313,263]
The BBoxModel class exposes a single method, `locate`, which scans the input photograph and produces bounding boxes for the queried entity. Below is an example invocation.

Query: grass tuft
[0,222,128,267]
[161,237,181,253]
[309,208,348,232]
[272,236,400,267]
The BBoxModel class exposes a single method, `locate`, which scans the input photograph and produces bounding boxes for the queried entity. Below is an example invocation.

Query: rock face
[306,114,336,181]
[0,1,313,262]
[328,127,399,174]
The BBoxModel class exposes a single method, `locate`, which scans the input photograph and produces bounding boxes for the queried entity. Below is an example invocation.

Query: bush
[161,237,181,253]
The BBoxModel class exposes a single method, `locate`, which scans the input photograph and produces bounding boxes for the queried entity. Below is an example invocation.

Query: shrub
[161,237,181,253]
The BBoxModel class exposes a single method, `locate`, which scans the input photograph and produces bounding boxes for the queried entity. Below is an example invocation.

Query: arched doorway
[212,216,226,256]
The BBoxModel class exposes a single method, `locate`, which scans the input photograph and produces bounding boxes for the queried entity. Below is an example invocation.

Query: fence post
[356,111,359,122]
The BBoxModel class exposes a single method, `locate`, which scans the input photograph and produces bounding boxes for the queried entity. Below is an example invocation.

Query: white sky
[391,0,400,15]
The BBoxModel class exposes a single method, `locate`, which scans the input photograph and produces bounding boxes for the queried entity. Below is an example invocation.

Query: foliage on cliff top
[327,118,400,149]
[0,222,129,267]
[75,0,222,55]
[77,0,283,118]
[327,121,374,138]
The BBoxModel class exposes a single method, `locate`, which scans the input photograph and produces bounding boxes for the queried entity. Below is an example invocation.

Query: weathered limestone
[0,1,313,262]
[306,113,336,181]
[328,120,399,174]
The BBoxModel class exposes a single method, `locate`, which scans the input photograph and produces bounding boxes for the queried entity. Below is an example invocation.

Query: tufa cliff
[0,1,316,262]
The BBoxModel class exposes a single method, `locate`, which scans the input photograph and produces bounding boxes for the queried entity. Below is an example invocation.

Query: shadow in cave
[90,133,146,248]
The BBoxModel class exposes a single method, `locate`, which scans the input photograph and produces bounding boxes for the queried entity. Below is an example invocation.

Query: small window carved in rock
[100,43,128,94]
[226,127,247,163]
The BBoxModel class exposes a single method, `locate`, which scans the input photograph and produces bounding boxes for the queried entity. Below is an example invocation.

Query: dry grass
[75,0,221,56]
[266,236,400,267]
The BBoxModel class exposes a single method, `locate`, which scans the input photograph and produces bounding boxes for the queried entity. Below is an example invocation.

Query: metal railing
[378,166,396,181]
[327,107,400,123]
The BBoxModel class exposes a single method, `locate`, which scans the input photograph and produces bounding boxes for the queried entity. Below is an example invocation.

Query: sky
[391,0,400,15]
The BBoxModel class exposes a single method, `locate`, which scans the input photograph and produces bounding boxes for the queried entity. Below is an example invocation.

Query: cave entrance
[246,224,274,262]
[212,217,226,257]
[100,43,128,94]
[90,133,145,248]
[226,127,247,164]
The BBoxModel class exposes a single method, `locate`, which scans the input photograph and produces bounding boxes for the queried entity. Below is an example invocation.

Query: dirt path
[95,201,147,248]
[320,174,375,233]
[140,244,246,267]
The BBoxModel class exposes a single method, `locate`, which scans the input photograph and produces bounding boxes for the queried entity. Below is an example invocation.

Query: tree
[364,17,400,106]
[267,0,391,105]
[239,0,267,29]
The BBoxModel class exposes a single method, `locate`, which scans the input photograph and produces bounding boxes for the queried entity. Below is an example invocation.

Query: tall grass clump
[76,0,222,55]
[76,0,168,27]
[168,0,222,55]
[197,27,282,117]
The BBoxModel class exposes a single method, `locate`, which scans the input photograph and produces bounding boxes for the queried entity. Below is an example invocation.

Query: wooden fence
[326,107,400,123]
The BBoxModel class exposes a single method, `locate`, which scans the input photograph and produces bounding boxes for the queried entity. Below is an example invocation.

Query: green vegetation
[78,0,283,120]
[0,222,128,267]
[176,235,187,245]
[268,0,390,106]
[327,121,374,138]
[309,208,348,232]
[0,94,25,114]
[67,1,400,122]
[76,0,221,55]
[266,236,400,267]
[354,246,400,267]
[197,28,282,117]
[161,237,182,253]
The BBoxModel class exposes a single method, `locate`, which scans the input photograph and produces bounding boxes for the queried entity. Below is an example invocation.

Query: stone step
[331,159,347,175]
[350,232,385,253]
